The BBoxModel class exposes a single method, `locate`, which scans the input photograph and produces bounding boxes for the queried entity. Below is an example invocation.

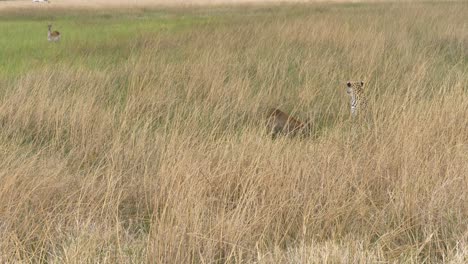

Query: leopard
[346,81,367,117]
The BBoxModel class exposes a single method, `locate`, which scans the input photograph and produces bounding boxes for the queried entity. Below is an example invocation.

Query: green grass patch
[0,9,219,78]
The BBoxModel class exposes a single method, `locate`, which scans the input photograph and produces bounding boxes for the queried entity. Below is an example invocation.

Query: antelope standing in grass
[266,108,311,138]
[47,24,61,42]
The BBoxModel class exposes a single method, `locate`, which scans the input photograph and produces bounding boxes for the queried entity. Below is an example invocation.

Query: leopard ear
[347,82,351,87]
[360,81,364,86]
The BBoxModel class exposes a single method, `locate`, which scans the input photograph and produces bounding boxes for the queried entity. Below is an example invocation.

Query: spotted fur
[346,81,367,117]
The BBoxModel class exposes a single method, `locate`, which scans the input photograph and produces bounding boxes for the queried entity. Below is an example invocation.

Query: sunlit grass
[0,1,467,263]
[0,9,217,78]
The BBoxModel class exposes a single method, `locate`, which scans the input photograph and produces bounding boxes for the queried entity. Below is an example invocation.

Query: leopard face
[346,81,367,116]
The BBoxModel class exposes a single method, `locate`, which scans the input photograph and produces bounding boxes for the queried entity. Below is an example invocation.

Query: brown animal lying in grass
[266,108,312,138]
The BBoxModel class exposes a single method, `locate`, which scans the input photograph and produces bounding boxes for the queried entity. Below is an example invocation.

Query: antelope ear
[347,82,351,87]
[360,81,364,86]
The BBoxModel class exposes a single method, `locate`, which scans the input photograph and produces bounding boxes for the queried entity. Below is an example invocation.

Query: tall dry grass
[0,2,467,263]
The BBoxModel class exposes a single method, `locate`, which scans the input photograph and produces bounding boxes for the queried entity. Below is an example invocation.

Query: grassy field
[0,1,467,263]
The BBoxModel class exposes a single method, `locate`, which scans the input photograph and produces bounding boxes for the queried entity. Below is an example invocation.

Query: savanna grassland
[0,1,467,263]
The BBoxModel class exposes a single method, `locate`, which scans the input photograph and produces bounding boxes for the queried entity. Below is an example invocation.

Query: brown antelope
[266,108,311,138]
[47,24,61,42]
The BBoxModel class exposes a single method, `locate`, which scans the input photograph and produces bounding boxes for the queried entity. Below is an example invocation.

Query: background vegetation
[0,1,467,262]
